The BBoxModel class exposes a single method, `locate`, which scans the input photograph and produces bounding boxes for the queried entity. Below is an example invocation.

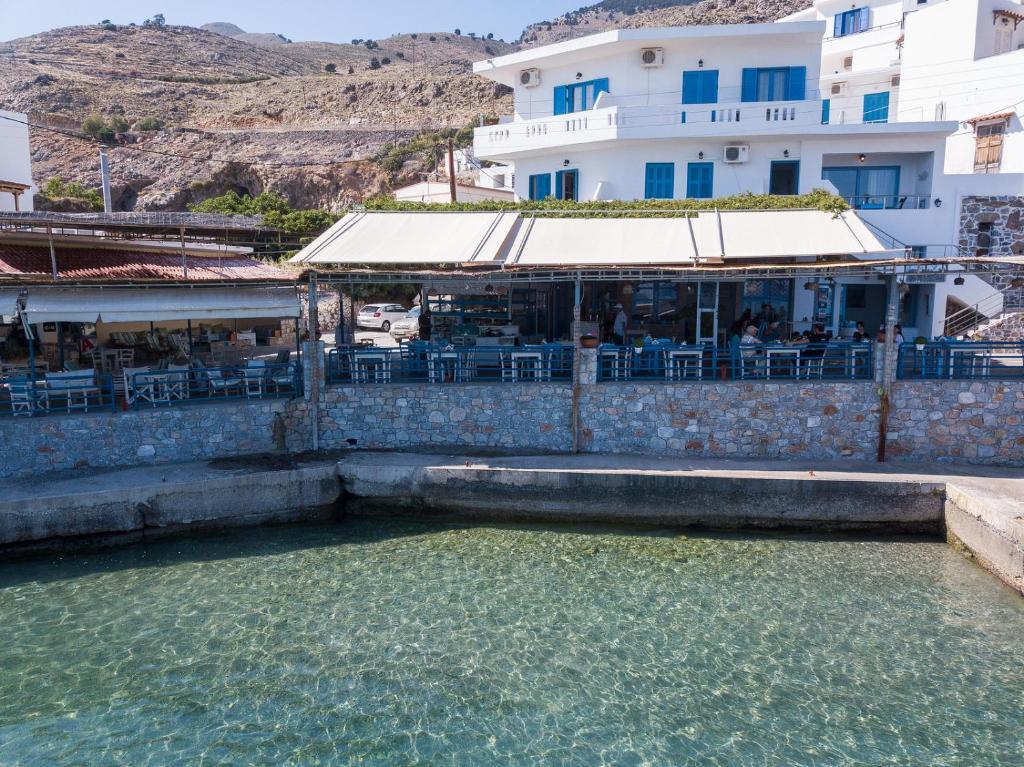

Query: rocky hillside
[0,2,806,212]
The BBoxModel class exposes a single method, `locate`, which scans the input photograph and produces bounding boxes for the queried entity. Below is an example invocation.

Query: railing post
[302,340,324,452]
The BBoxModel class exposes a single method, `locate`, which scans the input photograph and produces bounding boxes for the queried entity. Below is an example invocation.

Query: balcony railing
[843,195,932,210]
[896,341,1024,380]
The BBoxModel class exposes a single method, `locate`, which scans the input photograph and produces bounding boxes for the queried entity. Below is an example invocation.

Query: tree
[380,56,391,65]
[324,63,337,73]
[189,191,339,237]
[152,13,165,26]
[368,57,381,70]
[486,32,494,39]
[454,28,461,35]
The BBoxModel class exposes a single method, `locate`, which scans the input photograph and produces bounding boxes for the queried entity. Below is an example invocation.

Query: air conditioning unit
[723,145,749,163]
[842,55,853,71]
[830,82,848,96]
[891,74,901,87]
[640,47,664,68]
[519,68,541,88]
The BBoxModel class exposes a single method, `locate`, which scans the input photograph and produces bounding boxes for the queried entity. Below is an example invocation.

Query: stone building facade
[959,195,1024,309]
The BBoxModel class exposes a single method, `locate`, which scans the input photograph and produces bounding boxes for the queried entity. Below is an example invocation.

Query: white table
[765,347,801,379]
[665,348,704,381]
[353,352,391,383]
[510,351,544,382]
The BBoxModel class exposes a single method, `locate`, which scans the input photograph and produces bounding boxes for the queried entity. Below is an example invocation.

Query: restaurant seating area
[327,341,575,385]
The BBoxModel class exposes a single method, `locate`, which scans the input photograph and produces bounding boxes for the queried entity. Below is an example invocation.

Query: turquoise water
[1,520,1022,766]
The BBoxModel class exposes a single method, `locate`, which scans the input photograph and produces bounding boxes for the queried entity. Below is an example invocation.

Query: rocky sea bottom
[0,519,1022,766]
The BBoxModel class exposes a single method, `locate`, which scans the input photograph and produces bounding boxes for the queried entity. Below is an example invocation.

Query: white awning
[506,217,701,266]
[289,210,519,265]
[0,288,21,317]
[22,287,300,324]
[717,210,887,259]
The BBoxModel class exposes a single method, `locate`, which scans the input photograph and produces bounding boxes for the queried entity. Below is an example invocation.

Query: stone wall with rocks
[959,195,1024,309]
[971,312,1024,342]
[315,383,573,451]
[888,381,1024,463]
[579,382,881,460]
[0,400,303,480]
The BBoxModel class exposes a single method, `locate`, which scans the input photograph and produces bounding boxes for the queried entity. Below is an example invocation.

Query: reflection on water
[0,519,1022,766]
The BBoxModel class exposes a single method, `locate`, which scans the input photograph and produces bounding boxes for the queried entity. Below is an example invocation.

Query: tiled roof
[964,111,1015,125]
[0,244,296,283]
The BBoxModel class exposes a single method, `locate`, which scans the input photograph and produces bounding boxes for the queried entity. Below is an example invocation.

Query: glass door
[697,282,719,345]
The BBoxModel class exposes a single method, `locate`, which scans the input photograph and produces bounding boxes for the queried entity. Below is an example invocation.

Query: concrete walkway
[339,452,1024,595]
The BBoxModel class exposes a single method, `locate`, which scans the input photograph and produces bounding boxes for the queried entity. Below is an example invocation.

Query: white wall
[0,109,34,212]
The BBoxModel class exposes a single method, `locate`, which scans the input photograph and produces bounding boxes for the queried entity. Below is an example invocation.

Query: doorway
[769,161,800,195]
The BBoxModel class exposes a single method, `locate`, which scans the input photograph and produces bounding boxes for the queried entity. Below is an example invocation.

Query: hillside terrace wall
[2,350,1022,480]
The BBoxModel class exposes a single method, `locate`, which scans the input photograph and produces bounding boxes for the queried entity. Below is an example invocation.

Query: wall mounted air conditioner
[830,82,848,96]
[519,68,541,88]
[640,47,664,68]
[891,74,901,87]
[723,145,749,163]
[842,55,853,71]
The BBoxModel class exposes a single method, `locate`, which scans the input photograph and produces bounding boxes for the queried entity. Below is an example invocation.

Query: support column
[877,272,901,462]
[571,275,582,453]
[306,273,321,452]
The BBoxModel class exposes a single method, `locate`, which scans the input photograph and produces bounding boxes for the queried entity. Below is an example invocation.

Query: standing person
[334,308,346,349]
[418,307,432,342]
[893,324,905,345]
[612,304,627,346]
[853,321,867,342]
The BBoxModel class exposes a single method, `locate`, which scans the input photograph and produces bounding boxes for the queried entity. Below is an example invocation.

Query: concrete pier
[339,452,1024,595]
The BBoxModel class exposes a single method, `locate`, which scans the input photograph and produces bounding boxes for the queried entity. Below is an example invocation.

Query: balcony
[475,97,826,158]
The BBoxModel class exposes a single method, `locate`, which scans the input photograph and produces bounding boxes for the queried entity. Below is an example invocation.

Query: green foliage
[133,116,163,131]
[324,63,337,73]
[154,74,268,85]
[364,189,850,217]
[40,178,104,211]
[188,191,340,235]
[373,123,477,181]
[81,113,118,142]
[368,57,381,70]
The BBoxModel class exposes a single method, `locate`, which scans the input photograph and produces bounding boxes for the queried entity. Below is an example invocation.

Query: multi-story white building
[471,5,1023,339]
[0,110,34,212]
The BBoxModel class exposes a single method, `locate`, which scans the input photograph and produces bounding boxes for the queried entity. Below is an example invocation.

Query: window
[682,70,719,104]
[528,173,551,200]
[834,8,870,37]
[553,78,609,115]
[769,161,800,195]
[555,169,578,201]
[909,246,927,259]
[644,163,675,199]
[632,282,680,324]
[821,98,830,125]
[822,165,901,209]
[995,15,1014,55]
[863,92,890,123]
[740,67,806,102]
[974,121,1006,173]
[686,162,714,199]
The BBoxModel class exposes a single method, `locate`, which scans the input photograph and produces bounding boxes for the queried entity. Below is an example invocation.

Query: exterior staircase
[945,283,1024,339]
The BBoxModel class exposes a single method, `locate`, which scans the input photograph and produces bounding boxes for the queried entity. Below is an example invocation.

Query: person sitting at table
[740,325,760,355]
[852,321,867,342]
[761,321,782,343]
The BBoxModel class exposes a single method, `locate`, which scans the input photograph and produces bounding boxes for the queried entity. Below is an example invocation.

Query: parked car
[356,303,407,332]
[389,306,422,340]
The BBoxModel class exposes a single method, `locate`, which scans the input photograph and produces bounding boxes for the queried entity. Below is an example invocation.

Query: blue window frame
[553,78,610,115]
[528,173,551,201]
[821,98,830,125]
[822,165,901,209]
[686,162,714,199]
[644,163,675,199]
[769,160,800,196]
[682,70,719,104]
[834,8,870,37]
[555,169,579,201]
[863,91,890,123]
[740,67,806,102]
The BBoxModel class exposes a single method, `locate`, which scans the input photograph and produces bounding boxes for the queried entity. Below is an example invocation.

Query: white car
[356,303,407,332]
[389,306,422,340]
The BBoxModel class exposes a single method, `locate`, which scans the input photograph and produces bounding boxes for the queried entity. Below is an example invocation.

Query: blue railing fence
[597,342,719,382]
[2,371,117,417]
[327,342,575,384]
[896,341,1024,380]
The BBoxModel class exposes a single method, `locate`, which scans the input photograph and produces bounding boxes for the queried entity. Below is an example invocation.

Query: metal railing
[943,288,1011,338]
[843,195,931,210]
[1,372,117,417]
[124,363,300,408]
[897,341,1024,380]
[327,344,574,384]
[597,343,718,382]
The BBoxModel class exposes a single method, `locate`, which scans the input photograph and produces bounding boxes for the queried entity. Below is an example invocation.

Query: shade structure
[290,211,519,265]
[716,210,886,259]
[22,287,300,324]
[0,288,21,317]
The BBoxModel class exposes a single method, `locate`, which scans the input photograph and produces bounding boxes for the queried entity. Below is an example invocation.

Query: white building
[0,110,35,212]
[471,11,1021,339]
[393,180,515,203]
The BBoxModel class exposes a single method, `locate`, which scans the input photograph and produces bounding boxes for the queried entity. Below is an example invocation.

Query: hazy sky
[0,0,582,42]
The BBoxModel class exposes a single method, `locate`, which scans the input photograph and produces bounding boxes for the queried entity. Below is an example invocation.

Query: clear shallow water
[0,521,1022,766]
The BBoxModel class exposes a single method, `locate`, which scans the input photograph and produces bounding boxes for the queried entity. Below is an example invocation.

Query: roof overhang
[473,22,826,85]
[0,287,21,316]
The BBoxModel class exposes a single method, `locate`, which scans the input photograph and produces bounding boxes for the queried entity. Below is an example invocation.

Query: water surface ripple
[0,520,1022,766]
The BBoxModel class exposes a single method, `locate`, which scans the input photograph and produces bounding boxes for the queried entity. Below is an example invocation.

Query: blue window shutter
[858,7,870,30]
[821,98,830,124]
[555,170,563,199]
[645,163,674,199]
[680,111,686,123]
[786,66,806,100]
[741,69,758,102]
[834,15,843,36]
[687,162,713,199]
[553,85,568,116]
[529,173,551,200]
[592,77,609,105]
[863,91,890,123]
[682,71,700,104]
[703,70,719,103]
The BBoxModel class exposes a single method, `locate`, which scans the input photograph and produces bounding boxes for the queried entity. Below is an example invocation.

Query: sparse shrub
[324,63,337,73]
[368,57,381,70]
[133,116,162,131]
[40,177,104,210]
[380,56,390,65]
[429,35,436,42]
[114,52,126,58]
[454,29,461,35]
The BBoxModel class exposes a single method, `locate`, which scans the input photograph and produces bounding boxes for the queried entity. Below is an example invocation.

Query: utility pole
[447,137,457,203]
[99,148,112,213]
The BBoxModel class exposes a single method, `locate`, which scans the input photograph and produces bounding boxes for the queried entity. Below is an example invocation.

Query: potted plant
[580,334,599,349]
[914,335,928,351]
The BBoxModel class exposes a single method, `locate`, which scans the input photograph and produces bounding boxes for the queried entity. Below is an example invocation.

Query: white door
[697,282,719,345]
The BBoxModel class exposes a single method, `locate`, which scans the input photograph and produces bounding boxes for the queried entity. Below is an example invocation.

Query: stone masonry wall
[959,195,1024,309]
[0,399,306,480]
[889,381,1024,464]
[971,312,1024,342]
[580,382,881,460]
[316,383,573,451]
